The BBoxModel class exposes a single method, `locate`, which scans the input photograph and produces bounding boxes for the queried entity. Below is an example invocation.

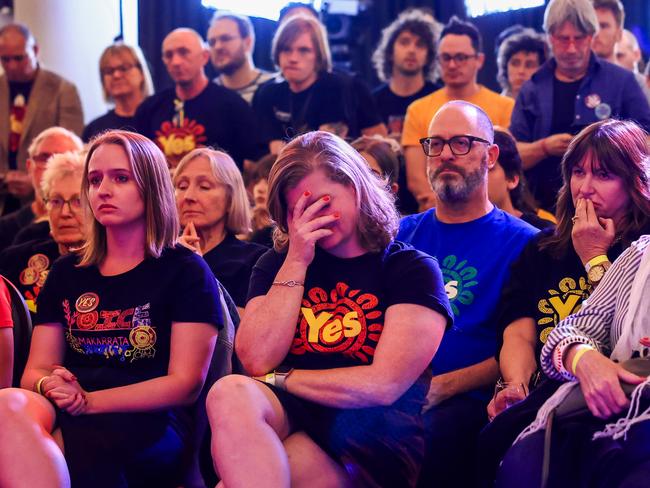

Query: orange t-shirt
[401,85,515,147]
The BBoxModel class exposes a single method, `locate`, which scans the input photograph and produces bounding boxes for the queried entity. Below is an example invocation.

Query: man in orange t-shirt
[402,17,514,211]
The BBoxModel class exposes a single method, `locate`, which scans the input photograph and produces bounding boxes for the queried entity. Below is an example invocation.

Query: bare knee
[0,388,55,435]
[207,375,264,426]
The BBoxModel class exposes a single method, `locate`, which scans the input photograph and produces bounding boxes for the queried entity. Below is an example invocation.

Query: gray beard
[430,156,487,203]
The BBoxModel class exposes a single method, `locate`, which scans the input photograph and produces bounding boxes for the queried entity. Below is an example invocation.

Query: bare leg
[0,388,69,488]
[207,375,292,488]
[284,431,353,488]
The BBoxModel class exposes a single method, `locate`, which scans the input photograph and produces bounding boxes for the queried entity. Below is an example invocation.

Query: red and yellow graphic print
[292,282,383,363]
[155,100,207,167]
[62,295,156,362]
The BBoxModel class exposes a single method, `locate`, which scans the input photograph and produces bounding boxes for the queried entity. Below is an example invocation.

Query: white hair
[543,0,599,36]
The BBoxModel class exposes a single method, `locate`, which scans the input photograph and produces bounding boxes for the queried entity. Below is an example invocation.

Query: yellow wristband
[585,255,609,273]
[570,345,594,375]
[35,376,47,395]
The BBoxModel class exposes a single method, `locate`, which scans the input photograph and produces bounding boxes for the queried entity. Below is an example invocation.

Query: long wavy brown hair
[540,119,650,258]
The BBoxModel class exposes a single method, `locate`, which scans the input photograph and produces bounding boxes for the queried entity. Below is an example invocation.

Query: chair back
[184,280,239,488]
[1,275,32,387]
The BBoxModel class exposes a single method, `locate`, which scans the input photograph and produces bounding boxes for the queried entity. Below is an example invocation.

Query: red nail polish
[333,212,340,218]
[323,195,331,202]
[303,191,311,197]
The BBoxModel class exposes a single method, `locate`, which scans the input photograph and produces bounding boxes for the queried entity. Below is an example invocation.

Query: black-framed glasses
[45,196,82,212]
[419,135,491,157]
[437,53,478,64]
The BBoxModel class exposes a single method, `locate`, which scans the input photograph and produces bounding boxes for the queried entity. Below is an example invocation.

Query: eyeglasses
[438,53,478,65]
[0,54,27,63]
[101,63,136,76]
[420,135,491,157]
[31,152,54,165]
[551,33,590,48]
[45,196,82,212]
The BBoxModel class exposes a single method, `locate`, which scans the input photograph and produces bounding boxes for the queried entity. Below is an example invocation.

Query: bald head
[428,101,494,142]
[616,29,641,72]
[162,28,209,87]
[0,23,38,82]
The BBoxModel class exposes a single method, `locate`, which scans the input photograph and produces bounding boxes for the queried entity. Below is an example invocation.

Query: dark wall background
[139,0,650,93]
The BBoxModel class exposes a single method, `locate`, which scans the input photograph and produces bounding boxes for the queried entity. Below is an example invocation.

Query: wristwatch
[586,256,611,285]
[262,366,294,391]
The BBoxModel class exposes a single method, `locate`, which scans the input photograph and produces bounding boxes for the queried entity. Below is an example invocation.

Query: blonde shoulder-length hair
[173,148,252,235]
[267,131,400,253]
[79,130,179,266]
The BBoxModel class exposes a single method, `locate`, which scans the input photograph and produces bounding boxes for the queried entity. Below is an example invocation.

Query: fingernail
[303,191,311,197]
[323,195,330,202]
[333,212,340,218]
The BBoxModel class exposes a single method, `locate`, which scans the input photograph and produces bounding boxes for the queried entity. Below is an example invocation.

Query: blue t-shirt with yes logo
[398,207,538,380]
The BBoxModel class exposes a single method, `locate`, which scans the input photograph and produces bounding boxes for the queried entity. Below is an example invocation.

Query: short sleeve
[246,249,285,302]
[34,256,70,326]
[401,100,424,147]
[0,279,12,328]
[171,250,224,330]
[252,83,283,143]
[493,238,540,358]
[384,245,453,329]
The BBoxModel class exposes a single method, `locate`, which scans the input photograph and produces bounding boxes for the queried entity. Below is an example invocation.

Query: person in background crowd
[253,15,353,154]
[276,6,388,141]
[0,151,86,317]
[135,28,265,169]
[488,130,555,230]
[248,153,276,248]
[479,118,650,486]
[0,277,12,388]
[351,135,400,195]
[402,16,515,212]
[83,43,154,142]
[0,127,83,253]
[398,101,538,487]
[510,0,650,213]
[371,8,442,139]
[616,29,643,73]
[0,130,222,487]
[496,29,548,99]
[591,0,650,102]
[208,11,275,105]
[174,147,267,311]
[0,23,83,216]
[207,130,452,487]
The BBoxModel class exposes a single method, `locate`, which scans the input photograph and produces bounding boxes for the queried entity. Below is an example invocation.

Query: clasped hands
[40,366,89,416]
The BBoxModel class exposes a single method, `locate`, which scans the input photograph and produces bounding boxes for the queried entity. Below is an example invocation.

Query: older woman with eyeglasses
[0,151,86,318]
[82,43,154,142]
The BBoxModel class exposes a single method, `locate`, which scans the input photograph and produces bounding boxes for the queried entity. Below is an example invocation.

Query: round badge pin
[19,267,38,286]
[75,292,100,313]
[595,103,612,120]
[584,94,601,109]
[28,253,50,272]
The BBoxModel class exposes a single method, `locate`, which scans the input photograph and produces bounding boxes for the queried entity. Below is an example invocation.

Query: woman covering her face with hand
[174,148,267,309]
[0,130,222,488]
[478,119,650,486]
[206,131,452,487]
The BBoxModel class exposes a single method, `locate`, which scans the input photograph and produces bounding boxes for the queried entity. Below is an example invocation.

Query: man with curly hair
[371,8,442,140]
